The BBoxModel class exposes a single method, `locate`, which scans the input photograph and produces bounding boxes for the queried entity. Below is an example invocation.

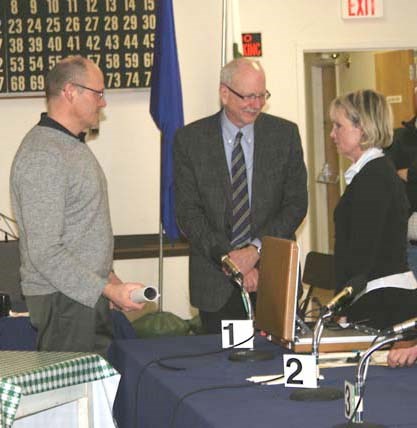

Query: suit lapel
[206,113,233,206]
[252,115,269,222]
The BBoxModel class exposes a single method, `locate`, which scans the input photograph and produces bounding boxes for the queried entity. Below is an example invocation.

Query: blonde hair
[330,89,393,149]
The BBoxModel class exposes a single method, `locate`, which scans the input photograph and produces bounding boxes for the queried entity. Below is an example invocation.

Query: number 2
[286,358,304,385]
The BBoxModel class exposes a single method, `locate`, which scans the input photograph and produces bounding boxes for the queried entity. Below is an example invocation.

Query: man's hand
[397,168,408,182]
[103,281,146,312]
[228,245,260,275]
[243,267,259,292]
[387,340,417,368]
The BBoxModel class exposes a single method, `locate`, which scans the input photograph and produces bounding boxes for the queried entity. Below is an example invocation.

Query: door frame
[296,40,417,259]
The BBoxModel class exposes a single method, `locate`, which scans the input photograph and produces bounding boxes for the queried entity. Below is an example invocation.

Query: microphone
[211,245,243,285]
[323,286,353,313]
[221,254,243,283]
[381,317,417,336]
[130,286,160,303]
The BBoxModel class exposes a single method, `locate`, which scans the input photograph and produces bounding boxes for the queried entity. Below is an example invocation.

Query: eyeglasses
[72,82,105,99]
[224,84,271,102]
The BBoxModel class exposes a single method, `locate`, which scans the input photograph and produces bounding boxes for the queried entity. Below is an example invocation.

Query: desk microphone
[323,286,353,313]
[381,316,417,336]
[130,286,160,303]
[211,246,244,285]
[292,286,354,403]
[212,249,272,362]
[221,255,243,284]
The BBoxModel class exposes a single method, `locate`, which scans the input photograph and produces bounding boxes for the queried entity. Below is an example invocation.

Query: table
[0,316,37,350]
[0,310,134,427]
[0,310,137,351]
[0,351,117,428]
[108,334,417,428]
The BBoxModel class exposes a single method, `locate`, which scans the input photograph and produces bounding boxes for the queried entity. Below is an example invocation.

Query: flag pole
[158,134,164,312]
[221,0,243,67]
[221,0,227,67]
[150,0,184,313]
[158,208,164,312]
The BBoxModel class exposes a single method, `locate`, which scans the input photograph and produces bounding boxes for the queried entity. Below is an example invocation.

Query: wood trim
[113,234,189,260]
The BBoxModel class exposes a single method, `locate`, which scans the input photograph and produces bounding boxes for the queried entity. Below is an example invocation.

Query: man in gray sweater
[10,56,145,357]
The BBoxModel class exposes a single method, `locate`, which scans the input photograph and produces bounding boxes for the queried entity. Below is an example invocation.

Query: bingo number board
[0,0,156,96]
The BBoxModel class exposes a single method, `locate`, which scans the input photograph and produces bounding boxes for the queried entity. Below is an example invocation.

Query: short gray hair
[45,55,90,100]
[220,58,264,86]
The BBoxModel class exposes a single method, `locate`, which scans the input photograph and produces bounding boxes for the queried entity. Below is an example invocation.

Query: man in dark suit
[174,58,307,333]
[385,85,417,279]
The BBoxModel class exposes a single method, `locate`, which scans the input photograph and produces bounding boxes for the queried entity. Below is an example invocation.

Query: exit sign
[341,0,383,19]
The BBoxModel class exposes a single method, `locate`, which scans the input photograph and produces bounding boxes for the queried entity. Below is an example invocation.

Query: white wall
[239,0,417,261]
[2,0,417,318]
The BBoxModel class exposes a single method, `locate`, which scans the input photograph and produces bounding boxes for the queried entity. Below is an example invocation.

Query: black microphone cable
[131,332,259,426]
[168,373,285,428]
[156,332,255,370]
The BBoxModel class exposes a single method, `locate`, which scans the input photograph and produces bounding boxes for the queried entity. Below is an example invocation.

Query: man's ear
[219,84,228,105]
[62,82,75,103]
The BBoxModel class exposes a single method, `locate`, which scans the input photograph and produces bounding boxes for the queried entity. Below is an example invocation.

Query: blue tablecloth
[0,310,137,351]
[108,334,417,428]
[0,317,37,350]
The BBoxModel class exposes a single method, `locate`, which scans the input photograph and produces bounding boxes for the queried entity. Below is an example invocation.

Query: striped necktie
[230,131,251,248]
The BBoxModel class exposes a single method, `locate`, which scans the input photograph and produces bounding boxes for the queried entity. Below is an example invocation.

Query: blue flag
[150,0,184,240]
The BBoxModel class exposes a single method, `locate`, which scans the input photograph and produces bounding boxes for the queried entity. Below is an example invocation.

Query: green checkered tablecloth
[0,351,118,428]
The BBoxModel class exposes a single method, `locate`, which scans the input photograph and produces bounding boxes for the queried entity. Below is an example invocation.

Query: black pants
[26,292,113,358]
[199,287,256,334]
[345,287,417,330]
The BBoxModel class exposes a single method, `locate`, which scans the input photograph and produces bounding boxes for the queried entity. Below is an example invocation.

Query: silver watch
[250,243,261,255]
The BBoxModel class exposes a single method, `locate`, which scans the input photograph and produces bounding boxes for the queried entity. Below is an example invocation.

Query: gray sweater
[10,125,113,308]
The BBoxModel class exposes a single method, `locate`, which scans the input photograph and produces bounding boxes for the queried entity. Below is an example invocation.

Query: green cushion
[131,311,190,338]
[187,314,204,335]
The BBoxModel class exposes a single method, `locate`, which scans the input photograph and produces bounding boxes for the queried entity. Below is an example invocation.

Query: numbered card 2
[221,320,254,349]
[283,354,317,389]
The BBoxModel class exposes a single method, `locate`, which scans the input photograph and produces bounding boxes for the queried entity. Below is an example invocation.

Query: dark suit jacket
[385,118,417,213]
[174,111,308,312]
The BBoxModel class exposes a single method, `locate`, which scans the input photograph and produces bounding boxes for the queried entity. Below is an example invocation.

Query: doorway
[304,49,416,254]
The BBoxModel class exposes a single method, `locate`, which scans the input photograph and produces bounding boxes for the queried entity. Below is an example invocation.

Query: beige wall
[2,0,417,318]
[337,51,376,95]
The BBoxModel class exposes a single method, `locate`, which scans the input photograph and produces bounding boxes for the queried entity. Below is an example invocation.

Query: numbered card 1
[283,354,317,389]
[221,320,254,349]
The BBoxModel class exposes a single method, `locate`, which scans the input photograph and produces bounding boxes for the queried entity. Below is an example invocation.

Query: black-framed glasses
[224,84,271,102]
[72,82,105,99]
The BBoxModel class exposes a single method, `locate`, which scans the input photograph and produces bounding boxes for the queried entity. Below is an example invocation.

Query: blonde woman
[330,89,417,330]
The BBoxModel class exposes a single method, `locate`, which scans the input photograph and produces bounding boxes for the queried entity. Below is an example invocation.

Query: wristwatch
[249,243,262,256]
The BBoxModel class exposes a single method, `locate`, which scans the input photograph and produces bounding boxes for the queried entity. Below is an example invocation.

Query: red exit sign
[242,33,262,57]
[341,0,383,19]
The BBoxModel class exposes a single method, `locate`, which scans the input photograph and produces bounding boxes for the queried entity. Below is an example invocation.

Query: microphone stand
[228,274,273,362]
[333,334,405,428]
[290,307,344,401]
